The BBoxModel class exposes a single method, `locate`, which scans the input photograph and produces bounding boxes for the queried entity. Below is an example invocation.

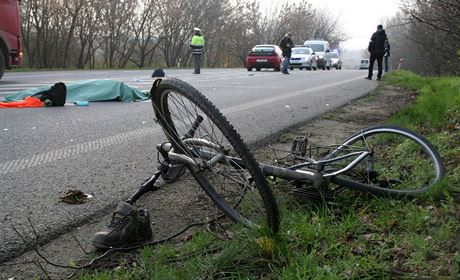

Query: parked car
[289,47,317,70]
[359,58,369,69]
[303,40,331,70]
[246,45,282,71]
[328,52,342,69]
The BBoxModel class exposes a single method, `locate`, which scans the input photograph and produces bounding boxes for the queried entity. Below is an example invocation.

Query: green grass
[386,70,460,131]
[77,70,460,279]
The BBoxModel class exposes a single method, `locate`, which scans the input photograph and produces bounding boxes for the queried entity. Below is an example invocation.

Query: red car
[245,45,283,72]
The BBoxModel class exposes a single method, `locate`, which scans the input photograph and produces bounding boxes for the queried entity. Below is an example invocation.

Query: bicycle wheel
[327,125,445,197]
[150,78,280,233]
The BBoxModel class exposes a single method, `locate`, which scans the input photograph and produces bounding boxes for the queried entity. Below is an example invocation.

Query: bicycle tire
[328,125,445,197]
[150,78,280,233]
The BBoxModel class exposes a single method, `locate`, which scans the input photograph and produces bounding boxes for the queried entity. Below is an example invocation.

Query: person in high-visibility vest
[190,27,205,74]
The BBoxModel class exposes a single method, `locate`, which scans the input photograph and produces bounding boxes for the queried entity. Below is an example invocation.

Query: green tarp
[3,80,150,103]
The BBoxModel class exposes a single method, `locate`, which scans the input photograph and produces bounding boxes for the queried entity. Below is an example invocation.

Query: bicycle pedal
[291,136,308,157]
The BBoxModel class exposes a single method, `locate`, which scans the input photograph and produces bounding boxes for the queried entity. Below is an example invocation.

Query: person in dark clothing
[280,32,294,74]
[365,24,388,81]
[384,38,391,72]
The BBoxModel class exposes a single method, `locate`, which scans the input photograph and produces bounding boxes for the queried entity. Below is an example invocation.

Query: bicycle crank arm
[126,169,162,204]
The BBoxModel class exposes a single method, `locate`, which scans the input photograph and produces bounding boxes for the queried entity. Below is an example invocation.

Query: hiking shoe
[92,202,153,249]
[376,77,381,81]
[364,76,372,80]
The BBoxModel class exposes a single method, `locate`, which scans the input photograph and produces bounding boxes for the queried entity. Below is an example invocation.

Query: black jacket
[370,29,387,54]
[280,36,294,57]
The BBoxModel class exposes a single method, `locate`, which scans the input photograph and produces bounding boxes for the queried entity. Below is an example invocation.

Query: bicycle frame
[159,137,372,189]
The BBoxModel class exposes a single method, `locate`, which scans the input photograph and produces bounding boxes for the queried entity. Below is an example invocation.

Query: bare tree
[19,0,347,70]
[129,0,163,68]
[387,0,460,75]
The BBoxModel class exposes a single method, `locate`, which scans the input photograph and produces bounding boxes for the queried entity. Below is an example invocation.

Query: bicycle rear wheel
[150,78,280,233]
[328,125,445,197]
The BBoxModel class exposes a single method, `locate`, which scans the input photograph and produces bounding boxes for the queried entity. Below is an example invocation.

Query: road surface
[0,68,376,262]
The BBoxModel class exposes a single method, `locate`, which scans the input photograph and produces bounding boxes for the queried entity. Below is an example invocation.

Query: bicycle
[126,78,445,234]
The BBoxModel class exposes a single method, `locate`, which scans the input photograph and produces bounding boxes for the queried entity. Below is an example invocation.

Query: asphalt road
[0,68,377,262]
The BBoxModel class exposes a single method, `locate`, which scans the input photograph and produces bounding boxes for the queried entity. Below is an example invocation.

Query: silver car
[289,47,318,70]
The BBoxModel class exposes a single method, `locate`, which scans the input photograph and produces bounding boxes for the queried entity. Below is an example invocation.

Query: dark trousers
[368,52,384,78]
[384,56,389,72]
[193,54,201,74]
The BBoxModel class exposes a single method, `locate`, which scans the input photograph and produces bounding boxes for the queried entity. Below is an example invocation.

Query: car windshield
[308,44,325,52]
[292,48,311,54]
[361,60,368,64]
[252,46,275,52]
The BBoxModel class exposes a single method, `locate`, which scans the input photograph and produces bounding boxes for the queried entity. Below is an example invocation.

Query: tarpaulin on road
[3,80,150,103]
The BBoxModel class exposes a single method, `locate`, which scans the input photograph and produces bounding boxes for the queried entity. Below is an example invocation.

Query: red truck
[0,0,22,79]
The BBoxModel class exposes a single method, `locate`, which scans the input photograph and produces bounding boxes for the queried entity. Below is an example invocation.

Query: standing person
[365,24,388,81]
[384,38,391,72]
[280,32,294,74]
[190,27,205,74]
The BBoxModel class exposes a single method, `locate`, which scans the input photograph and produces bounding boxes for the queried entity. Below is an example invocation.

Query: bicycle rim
[150,78,280,233]
[328,125,444,196]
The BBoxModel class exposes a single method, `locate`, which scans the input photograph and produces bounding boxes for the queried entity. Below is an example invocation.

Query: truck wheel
[0,51,5,80]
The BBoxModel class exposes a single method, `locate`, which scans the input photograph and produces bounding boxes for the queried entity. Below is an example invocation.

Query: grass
[77,70,459,279]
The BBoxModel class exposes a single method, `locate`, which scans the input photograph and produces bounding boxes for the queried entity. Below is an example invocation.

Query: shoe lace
[108,211,133,228]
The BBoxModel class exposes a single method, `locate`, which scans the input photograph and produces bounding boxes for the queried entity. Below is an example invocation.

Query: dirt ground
[0,84,416,279]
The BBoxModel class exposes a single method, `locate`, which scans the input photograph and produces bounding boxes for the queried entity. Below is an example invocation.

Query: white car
[359,59,369,69]
[303,40,331,70]
[289,47,318,70]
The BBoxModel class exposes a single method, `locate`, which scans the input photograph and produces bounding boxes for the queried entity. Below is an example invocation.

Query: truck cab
[0,0,22,79]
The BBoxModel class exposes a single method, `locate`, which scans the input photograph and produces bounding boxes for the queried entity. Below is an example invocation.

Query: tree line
[20,0,346,70]
[385,0,459,75]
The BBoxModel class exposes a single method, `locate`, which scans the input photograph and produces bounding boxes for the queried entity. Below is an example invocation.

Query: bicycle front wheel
[150,78,280,233]
[329,125,445,197]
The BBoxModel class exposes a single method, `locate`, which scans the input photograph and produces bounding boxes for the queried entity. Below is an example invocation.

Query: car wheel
[274,67,281,72]
[256,67,261,71]
[299,67,303,70]
[247,67,253,71]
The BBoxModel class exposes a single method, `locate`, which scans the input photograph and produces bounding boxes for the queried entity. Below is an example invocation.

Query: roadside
[0,82,420,279]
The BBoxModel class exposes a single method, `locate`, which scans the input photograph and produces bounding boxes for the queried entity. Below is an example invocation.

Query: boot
[92,201,153,249]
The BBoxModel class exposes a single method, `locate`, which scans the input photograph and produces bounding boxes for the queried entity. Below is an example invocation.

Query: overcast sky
[261,0,402,50]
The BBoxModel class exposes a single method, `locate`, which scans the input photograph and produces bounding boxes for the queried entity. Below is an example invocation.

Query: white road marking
[221,76,363,114]
[0,125,163,174]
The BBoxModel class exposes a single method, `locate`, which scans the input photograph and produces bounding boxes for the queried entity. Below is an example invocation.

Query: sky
[261,0,402,50]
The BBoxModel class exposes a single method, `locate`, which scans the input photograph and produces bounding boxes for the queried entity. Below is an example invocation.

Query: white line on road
[221,76,363,114]
[0,125,163,174]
